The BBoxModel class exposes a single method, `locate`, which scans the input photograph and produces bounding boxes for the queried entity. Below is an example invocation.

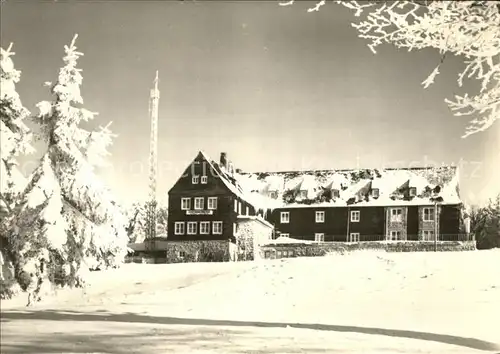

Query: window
[200,221,210,235]
[245,206,249,215]
[283,250,288,257]
[192,176,199,184]
[348,233,360,242]
[277,250,282,258]
[187,222,197,235]
[269,191,277,199]
[332,189,340,198]
[298,190,307,199]
[315,233,325,242]
[208,197,218,210]
[423,207,435,221]
[174,222,185,235]
[409,187,417,197]
[422,230,435,241]
[194,197,204,210]
[177,250,186,258]
[238,202,242,214]
[351,210,360,222]
[280,211,290,223]
[280,233,289,238]
[234,199,238,212]
[233,223,239,235]
[264,251,271,258]
[288,250,294,257]
[371,188,379,198]
[315,211,325,223]
[213,221,223,234]
[388,230,402,241]
[201,176,208,184]
[181,198,191,210]
[390,208,403,222]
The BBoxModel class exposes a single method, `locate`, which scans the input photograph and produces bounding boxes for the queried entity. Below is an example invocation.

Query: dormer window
[409,187,417,197]
[201,176,208,184]
[268,191,277,199]
[298,190,307,199]
[371,188,379,198]
[192,176,199,184]
[332,189,340,198]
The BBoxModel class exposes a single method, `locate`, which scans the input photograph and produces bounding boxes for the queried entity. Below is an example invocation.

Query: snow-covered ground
[2,250,500,353]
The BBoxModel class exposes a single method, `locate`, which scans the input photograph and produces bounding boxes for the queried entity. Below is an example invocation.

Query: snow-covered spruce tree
[279,0,500,138]
[0,44,34,216]
[156,205,168,236]
[125,201,168,243]
[125,201,147,243]
[8,35,128,304]
[0,44,34,298]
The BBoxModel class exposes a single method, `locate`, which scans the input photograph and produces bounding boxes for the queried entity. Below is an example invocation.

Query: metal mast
[145,71,160,245]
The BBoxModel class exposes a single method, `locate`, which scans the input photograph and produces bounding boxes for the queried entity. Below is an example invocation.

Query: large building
[165,151,468,262]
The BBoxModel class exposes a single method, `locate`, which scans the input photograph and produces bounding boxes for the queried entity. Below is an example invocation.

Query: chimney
[220,152,228,170]
[228,161,234,176]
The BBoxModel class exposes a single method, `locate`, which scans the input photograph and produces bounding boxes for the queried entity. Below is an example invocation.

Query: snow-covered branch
[280,0,500,138]
[1,44,34,217]
[4,35,128,301]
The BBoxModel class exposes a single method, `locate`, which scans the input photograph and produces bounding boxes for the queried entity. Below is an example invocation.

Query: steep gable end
[167,152,257,209]
[168,151,229,195]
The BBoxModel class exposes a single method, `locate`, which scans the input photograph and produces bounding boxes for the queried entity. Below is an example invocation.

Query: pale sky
[2,1,499,206]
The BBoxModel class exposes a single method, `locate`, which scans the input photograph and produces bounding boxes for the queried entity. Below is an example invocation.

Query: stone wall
[419,205,441,239]
[165,240,231,263]
[258,240,476,259]
[236,221,255,261]
[236,217,273,261]
[386,207,408,240]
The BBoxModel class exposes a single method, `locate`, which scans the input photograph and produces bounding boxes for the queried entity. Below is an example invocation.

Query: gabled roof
[168,151,260,210]
[236,165,461,210]
[170,151,462,212]
[236,215,274,229]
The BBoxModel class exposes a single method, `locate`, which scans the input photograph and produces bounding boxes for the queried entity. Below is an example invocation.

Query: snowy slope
[1,250,499,353]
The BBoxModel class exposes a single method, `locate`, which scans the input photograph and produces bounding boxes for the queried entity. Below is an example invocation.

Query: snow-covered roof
[342,178,371,201]
[235,166,461,210]
[265,175,284,192]
[262,236,315,245]
[198,151,252,205]
[178,151,462,213]
[236,215,274,229]
[324,173,349,190]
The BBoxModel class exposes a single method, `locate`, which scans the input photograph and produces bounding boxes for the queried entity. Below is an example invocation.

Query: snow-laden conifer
[0,43,34,298]
[0,43,34,216]
[8,35,128,304]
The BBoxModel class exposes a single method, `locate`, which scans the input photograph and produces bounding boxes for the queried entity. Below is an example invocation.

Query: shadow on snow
[1,309,499,352]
